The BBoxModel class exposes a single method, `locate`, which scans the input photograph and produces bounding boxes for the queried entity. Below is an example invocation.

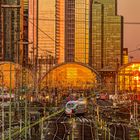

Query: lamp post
[0,68,5,140]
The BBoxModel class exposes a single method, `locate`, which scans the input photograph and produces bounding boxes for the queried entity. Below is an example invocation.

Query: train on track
[65,98,87,116]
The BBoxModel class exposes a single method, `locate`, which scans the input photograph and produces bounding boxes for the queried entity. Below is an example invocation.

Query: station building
[0,61,34,90]
[117,62,140,93]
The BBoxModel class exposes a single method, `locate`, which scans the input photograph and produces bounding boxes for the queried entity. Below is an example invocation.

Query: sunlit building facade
[28,0,56,60]
[75,0,89,64]
[28,0,38,64]
[91,0,123,93]
[123,48,128,64]
[55,0,65,63]
[92,0,123,70]
[118,62,140,93]
[55,0,90,64]
[39,62,99,90]
[0,62,34,89]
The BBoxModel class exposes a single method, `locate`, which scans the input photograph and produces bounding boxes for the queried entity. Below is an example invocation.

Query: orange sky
[118,0,140,61]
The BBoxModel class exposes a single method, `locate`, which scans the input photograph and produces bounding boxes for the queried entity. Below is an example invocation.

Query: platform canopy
[0,61,34,90]
[118,62,140,92]
[39,62,100,90]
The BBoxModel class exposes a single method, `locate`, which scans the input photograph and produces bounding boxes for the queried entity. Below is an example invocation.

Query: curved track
[76,116,94,140]
[109,124,128,140]
[52,112,68,140]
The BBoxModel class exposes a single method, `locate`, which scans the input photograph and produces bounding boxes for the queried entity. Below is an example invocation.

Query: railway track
[52,112,68,140]
[75,116,95,140]
[109,124,128,140]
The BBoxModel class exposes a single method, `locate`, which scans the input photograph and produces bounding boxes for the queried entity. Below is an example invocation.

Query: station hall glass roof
[39,63,99,90]
[118,62,140,92]
[0,62,34,90]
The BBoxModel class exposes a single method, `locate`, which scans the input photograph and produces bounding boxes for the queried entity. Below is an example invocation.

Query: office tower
[28,0,56,61]
[91,0,123,93]
[28,0,38,65]
[92,0,123,70]
[55,0,65,64]
[0,0,23,63]
[55,0,90,64]
[74,0,89,64]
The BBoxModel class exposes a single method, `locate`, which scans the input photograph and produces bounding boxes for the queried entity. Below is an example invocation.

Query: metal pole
[19,119,22,140]
[72,118,75,140]
[9,61,12,140]
[41,118,44,140]
[25,96,28,139]
[1,67,5,140]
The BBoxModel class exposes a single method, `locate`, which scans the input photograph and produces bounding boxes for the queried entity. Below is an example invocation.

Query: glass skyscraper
[55,0,65,63]
[92,0,123,70]
[28,0,123,71]
[91,0,123,93]
[75,0,89,64]
[56,0,90,64]
[0,0,22,63]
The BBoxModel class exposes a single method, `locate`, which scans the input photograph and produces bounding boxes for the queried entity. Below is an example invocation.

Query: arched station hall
[38,62,101,96]
[0,61,34,90]
[117,62,140,93]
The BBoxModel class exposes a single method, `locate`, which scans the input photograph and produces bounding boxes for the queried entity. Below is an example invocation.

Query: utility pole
[0,67,5,140]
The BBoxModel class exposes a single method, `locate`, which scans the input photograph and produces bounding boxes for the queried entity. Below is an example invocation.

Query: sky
[118,0,140,61]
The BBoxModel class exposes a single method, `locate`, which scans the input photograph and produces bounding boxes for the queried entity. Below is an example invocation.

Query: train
[65,98,87,116]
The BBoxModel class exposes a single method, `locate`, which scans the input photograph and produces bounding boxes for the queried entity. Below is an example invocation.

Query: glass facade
[0,62,34,89]
[92,0,123,71]
[103,16,123,69]
[65,0,75,62]
[123,48,128,64]
[75,0,89,64]
[28,0,38,63]
[39,63,98,90]
[38,0,55,57]
[1,0,21,62]
[56,0,65,63]
[118,63,140,92]
[92,3,103,70]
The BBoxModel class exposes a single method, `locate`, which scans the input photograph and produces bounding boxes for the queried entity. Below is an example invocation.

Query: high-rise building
[0,0,23,63]
[56,0,90,64]
[92,0,123,71]
[75,0,89,64]
[91,0,123,93]
[28,0,38,65]
[28,0,56,61]
[55,0,65,64]
[28,0,123,74]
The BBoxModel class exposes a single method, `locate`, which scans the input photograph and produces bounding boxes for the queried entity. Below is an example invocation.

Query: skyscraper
[56,0,90,64]
[55,0,65,63]
[91,0,123,93]
[28,0,123,71]
[92,0,123,70]
[28,0,56,61]
[0,0,23,63]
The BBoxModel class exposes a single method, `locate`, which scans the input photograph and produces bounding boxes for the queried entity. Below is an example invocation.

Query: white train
[65,98,87,115]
